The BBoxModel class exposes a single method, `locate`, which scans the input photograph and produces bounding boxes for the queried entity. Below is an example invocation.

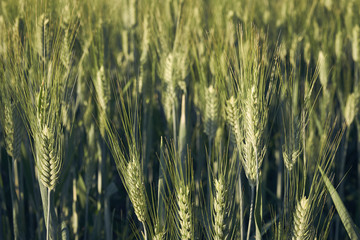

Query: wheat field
[0,0,359,239]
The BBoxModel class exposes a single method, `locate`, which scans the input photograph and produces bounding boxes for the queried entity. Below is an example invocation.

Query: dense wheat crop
[0,0,360,239]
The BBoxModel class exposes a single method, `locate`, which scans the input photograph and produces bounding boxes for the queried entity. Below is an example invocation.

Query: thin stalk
[239,170,244,240]
[143,222,147,240]
[47,188,50,240]
[238,150,244,240]
[173,103,177,149]
[72,170,78,240]
[84,191,89,240]
[206,138,212,240]
[302,111,307,195]
[247,186,255,240]
[157,138,166,231]
[39,178,58,240]
[255,148,261,240]
[357,122,360,225]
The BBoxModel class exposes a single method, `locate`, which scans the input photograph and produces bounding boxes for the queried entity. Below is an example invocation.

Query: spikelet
[177,185,193,240]
[126,158,147,223]
[292,197,311,240]
[283,146,301,172]
[37,125,62,190]
[204,85,219,141]
[283,116,301,172]
[344,92,359,126]
[213,175,226,240]
[153,225,166,240]
[225,96,241,148]
[352,25,360,63]
[153,233,165,240]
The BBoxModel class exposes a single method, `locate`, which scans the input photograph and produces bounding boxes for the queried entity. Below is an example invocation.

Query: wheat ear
[213,175,226,240]
[177,185,193,240]
[204,85,218,141]
[225,96,241,148]
[126,157,147,223]
[292,197,311,240]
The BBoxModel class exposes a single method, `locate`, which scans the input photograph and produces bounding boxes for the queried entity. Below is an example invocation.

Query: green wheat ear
[126,157,147,223]
[37,125,62,190]
[204,85,219,141]
[177,184,193,240]
[225,96,241,148]
[292,197,311,240]
[213,175,226,240]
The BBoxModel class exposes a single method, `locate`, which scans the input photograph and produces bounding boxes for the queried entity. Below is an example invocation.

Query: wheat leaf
[319,166,360,240]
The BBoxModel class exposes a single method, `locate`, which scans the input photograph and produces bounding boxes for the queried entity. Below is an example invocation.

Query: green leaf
[319,166,360,240]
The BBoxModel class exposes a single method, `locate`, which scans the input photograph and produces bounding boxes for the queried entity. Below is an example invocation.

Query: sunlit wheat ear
[3,103,14,157]
[213,175,226,240]
[60,28,71,69]
[318,51,328,90]
[242,87,266,187]
[163,53,177,120]
[335,31,343,60]
[283,146,301,172]
[292,196,311,240]
[35,14,50,61]
[225,96,241,148]
[344,92,359,127]
[204,85,218,141]
[283,117,301,172]
[37,125,62,190]
[153,226,165,240]
[139,14,150,93]
[352,25,360,63]
[126,157,147,223]
[177,185,193,240]
[94,65,110,137]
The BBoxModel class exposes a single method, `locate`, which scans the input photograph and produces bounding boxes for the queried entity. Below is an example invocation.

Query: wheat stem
[46,188,50,240]
[143,222,147,240]
[239,153,244,240]
[246,185,255,240]
[173,102,177,149]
